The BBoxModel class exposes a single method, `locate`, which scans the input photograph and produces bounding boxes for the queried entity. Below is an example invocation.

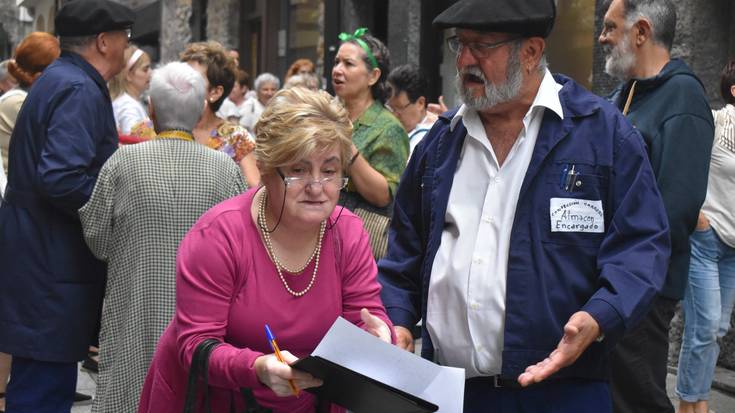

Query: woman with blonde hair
[0,30,60,413]
[109,45,155,139]
[139,87,393,413]
[181,41,259,187]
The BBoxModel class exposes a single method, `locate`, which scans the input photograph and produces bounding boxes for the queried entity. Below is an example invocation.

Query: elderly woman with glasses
[79,61,247,413]
[332,29,408,260]
[138,87,393,413]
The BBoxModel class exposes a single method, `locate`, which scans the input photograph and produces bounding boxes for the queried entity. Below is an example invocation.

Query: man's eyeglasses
[278,169,349,190]
[385,100,413,115]
[446,36,520,59]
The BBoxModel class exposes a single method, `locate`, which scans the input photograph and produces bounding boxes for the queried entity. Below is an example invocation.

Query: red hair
[8,32,60,88]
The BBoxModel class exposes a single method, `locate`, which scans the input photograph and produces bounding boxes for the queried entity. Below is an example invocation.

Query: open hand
[517,311,601,387]
[360,308,392,343]
[254,351,323,397]
[427,95,448,115]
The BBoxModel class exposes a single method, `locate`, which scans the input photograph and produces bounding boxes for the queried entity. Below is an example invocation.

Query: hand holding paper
[254,351,323,397]
[360,308,391,343]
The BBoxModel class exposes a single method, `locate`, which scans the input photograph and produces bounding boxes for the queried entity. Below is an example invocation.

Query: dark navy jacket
[378,75,671,380]
[609,59,714,300]
[0,51,117,362]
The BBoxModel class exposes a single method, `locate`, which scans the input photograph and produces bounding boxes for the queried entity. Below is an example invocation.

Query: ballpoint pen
[265,324,300,397]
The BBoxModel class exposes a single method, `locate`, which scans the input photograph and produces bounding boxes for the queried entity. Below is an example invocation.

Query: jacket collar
[59,51,111,99]
[446,71,596,132]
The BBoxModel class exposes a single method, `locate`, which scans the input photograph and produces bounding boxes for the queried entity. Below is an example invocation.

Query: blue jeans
[676,227,735,402]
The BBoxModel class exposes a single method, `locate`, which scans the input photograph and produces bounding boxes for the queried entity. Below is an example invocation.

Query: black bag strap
[183,338,221,413]
[240,388,272,413]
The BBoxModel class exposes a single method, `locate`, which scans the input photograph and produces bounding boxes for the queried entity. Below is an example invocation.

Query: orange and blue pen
[265,324,300,397]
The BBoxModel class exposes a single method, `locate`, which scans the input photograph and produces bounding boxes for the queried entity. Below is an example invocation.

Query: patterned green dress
[340,100,409,259]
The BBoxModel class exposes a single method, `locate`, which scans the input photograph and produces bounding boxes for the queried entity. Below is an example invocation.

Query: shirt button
[471,303,480,310]
[494,177,501,184]
[473,257,483,265]
[482,216,494,224]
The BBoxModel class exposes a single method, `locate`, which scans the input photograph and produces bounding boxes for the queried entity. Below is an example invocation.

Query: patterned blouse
[344,101,409,212]
[205,121,256,162]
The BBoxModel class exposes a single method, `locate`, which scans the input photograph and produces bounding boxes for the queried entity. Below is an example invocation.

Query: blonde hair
[108,45,149,100]
[255,87,353,176]
[179,41,237,112]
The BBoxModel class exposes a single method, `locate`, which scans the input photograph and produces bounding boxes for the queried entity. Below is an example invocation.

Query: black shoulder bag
[183,339,272,413]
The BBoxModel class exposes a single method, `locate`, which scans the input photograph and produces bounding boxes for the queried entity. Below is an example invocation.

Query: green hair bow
[338,28,378,70]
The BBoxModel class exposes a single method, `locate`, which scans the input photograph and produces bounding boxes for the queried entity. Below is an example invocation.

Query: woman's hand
[254,352,323,397]
[360,308,392,343]
[696,212,710,231]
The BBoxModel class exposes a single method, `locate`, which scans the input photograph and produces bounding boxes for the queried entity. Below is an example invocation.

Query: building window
[287,0,323,77]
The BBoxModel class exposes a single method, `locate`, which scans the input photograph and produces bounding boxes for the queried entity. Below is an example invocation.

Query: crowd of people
[0,0,733,412]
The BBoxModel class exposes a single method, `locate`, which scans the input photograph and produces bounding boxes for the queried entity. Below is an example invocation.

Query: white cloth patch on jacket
[550,198,604,233]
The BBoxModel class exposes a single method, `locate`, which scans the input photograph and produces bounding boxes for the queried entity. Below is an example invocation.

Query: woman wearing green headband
[332,29,409,260]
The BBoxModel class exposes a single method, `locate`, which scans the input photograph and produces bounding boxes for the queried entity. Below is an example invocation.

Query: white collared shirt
[426,70,564,378]
[408,114,435,158]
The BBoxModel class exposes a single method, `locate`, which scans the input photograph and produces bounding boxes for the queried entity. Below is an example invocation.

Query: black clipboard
[293,355,438,413]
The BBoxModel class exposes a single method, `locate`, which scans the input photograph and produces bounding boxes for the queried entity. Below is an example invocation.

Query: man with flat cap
[0,0,134,411]
[378,0,671,411]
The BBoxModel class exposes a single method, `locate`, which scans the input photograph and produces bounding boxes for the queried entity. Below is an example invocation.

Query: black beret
[55,0,136,37]
[433,0,556,38]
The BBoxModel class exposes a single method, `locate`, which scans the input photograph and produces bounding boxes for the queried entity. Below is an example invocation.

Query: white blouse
[112,93,149,135]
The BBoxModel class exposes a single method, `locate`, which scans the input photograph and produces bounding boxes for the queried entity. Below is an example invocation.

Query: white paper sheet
[312,317,465,412]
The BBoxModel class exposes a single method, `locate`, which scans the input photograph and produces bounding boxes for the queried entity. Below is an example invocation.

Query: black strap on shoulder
[183,338,221,413]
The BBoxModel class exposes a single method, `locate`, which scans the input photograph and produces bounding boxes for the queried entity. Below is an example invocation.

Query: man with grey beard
[378,0,671,411]
[599,1,714,412]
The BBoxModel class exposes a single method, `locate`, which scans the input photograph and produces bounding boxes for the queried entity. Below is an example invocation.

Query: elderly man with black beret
[0,0,135,411]
[378,0,671,411]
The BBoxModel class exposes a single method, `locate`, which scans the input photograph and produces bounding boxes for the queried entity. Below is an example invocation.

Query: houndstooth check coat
[79,138,248,413]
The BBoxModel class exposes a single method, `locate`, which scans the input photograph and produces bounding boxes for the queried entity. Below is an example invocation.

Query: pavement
[69,362,735,412]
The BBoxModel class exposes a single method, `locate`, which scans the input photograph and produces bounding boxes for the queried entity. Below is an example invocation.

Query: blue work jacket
[378,75,671,381]
[0,51,118,362]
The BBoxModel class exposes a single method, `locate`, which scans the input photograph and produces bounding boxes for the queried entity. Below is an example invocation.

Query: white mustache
[457,66,487,84]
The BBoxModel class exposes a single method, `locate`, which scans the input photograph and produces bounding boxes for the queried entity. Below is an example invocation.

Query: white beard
[603,32,637,80]
[455,48,524,111]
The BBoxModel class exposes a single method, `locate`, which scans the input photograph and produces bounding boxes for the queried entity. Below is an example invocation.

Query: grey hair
[148,61,207,132]
[59,35,97,53]
[254,72,280,91]
[0,60,10,79]
[608,0,676,51]
[538,52,548,75]
[284,72,320,90]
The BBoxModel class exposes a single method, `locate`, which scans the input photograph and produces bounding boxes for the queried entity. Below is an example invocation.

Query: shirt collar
[450,69,564,132]
[354,100,383,128]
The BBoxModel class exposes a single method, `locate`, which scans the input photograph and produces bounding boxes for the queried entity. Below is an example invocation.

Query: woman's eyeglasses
[278,169,348,190]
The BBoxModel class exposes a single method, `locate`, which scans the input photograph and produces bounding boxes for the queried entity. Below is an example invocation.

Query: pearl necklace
[258,190,326,297]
